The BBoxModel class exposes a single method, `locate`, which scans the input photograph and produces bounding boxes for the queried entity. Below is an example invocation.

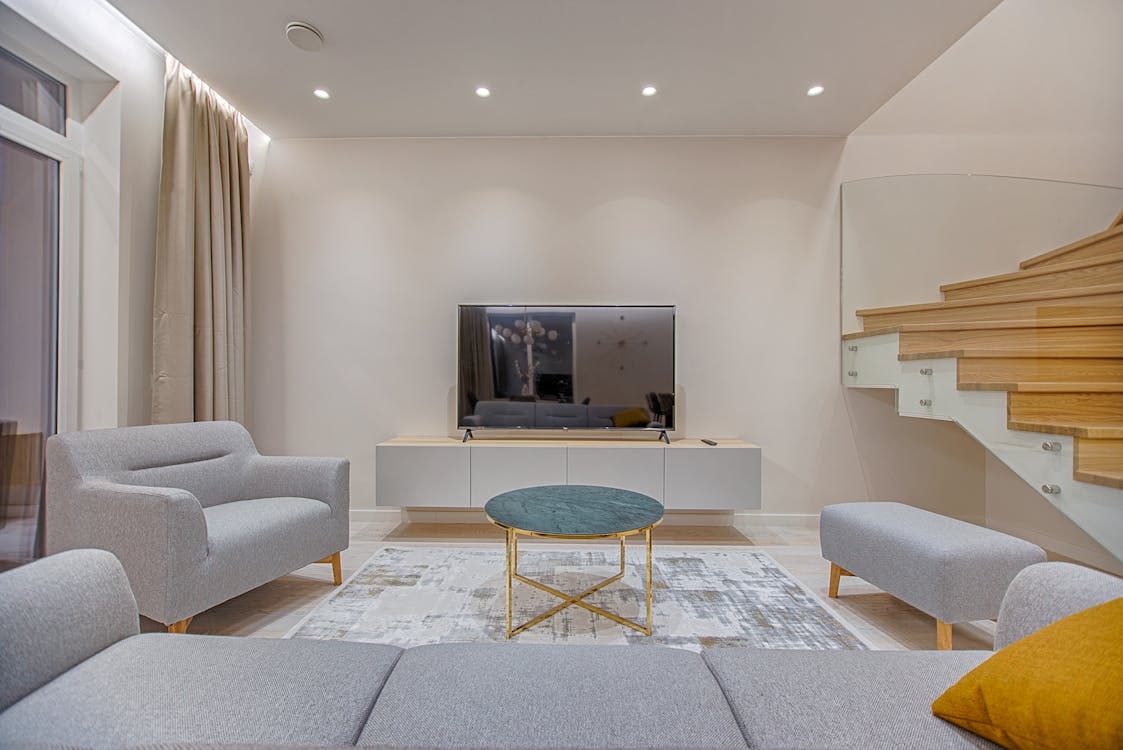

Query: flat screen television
[457,305,675,432]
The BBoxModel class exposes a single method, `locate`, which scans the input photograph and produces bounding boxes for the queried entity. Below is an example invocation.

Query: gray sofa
[45,421,349,631]
[463,401,658,429]
[1,549,1120,749]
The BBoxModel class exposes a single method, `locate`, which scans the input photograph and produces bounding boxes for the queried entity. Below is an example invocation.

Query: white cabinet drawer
[567,446,665,502]
[376,444,470,507]
[664,442,761,510]
[470,445,567,506]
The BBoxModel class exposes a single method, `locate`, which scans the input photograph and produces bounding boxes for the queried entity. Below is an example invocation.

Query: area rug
[286,545,868,651]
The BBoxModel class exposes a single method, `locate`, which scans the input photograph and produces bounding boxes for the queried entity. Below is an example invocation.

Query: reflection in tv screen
[458,305,675,431]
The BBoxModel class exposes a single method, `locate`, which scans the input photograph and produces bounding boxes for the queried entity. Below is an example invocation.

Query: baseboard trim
[734,512,820,528]
[350,508,404,523]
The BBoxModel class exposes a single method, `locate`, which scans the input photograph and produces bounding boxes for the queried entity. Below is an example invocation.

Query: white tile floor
[151,517,995,651]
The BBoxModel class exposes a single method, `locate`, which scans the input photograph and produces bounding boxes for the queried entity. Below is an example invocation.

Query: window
[0,46,66,135]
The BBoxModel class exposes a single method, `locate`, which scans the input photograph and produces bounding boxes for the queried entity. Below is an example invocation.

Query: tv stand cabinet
[375,437,761,510]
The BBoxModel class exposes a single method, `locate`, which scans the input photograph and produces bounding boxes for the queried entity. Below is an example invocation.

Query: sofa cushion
[49,420,259,508]
[356,643,749,748]
[702,649,997,749]
[0,633,402,748]
[0,549,139,712]
[203,497,338,604]
[934,597,1123,750]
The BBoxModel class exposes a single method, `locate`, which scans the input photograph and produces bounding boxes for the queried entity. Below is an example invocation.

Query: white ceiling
[107,0,1001,139]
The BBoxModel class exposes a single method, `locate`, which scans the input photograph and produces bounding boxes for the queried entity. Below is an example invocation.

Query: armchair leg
[168,617,192,634]
[827,562,852,598]
[318,551,342,585]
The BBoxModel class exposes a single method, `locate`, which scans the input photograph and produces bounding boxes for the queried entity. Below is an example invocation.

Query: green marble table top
[484,485,664,537]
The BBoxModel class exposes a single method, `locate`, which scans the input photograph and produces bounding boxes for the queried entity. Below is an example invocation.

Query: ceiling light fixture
[476,87,491,98]
[285,21,324,52]
[642,85,658,97]
[313,88,331,100]
[806,84,825,97]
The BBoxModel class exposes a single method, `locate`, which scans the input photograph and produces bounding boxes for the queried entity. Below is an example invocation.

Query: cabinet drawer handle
[847,345,858,352]
[919,368,933,375]
[1041,484,1061,495]
[919,399,932,407]
[1042,441,1062,452]
[847,370,858,377]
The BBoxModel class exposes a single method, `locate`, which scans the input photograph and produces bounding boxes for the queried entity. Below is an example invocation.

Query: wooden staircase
[843,209,1123,561]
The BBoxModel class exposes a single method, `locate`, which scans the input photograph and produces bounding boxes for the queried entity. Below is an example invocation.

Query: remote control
[701,439,718,446]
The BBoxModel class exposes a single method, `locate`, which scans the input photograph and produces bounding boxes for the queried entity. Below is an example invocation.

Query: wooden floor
[144,518,995,651]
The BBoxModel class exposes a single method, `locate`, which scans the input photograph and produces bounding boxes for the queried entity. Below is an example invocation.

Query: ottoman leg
[936,620,953,650]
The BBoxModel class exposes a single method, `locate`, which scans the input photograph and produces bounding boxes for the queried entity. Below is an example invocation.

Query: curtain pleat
[458,308,496,421]
[153,58,249,424]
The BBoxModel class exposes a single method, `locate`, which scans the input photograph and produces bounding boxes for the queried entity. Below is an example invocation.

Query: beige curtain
[152,59,250,424]
[458,307,496,421]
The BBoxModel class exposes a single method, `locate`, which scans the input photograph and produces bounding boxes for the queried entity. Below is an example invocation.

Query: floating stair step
[845,315,1123,341]
[857,284,1123,330]
[1020,224,1123,270]
[1008,391,1123,420]
[1074,437,1123,490]
[957,358,1123,388]
[941,252,1123,301]
[983,382,1123,393]
[898,323,1123,359]
[1009,421,1123,439]
[1008,392,1123,438]
[901,346,1123,361]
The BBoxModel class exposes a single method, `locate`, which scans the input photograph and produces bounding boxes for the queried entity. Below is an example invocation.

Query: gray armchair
[45,421,349,632]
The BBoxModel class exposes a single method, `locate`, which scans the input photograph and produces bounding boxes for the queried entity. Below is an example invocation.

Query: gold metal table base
[503,526,655,638]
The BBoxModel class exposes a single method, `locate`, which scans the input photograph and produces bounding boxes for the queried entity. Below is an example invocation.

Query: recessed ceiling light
[313,88,331,100]
[806,84,825,97]
[476,87,491,98]
[642,85,658,97]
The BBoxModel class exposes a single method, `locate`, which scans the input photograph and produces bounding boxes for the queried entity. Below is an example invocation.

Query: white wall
[843,0,1123,186]
[839,0,1123,568]
[4,0,165,429]
[249,136,988,518]
[841,175,1123,331]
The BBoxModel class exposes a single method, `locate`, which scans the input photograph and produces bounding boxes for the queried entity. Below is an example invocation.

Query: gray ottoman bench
[820,501,1046,649]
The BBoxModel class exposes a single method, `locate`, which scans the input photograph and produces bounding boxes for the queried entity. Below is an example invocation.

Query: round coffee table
[484,484,664,638]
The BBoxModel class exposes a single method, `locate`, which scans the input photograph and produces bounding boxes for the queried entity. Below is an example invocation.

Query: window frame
[0,90,82,434]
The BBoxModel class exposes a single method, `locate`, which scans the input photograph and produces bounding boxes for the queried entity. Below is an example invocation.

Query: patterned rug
[286,545,868,651]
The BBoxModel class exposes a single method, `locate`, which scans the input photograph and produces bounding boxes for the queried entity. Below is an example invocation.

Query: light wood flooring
[143,518,996,651]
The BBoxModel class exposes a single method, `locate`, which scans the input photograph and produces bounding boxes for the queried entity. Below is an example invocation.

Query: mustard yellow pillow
[611,408,650,428]
[932,597,1123,750]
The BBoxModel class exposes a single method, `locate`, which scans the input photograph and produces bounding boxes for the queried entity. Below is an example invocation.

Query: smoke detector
[285,21,324,52]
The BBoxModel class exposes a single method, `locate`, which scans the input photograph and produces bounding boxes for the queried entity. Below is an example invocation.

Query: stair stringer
[842,333,1123,562]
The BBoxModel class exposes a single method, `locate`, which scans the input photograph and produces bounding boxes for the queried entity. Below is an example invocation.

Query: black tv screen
[458,305,675,431]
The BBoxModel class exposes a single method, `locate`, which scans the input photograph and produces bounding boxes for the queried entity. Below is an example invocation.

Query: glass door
[0,134,59,568]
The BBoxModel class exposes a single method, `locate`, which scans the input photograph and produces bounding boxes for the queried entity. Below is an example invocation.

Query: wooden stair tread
[987,382,1123,393]
[842,315,1123,340]
[1074,469,1123,490]
[900,348,1123,361]
[957,358,1123,390]
[941,251,1123,294]
[1020,224,1123,270]
[1009,420,1123,439]
[856,283,1123,318]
